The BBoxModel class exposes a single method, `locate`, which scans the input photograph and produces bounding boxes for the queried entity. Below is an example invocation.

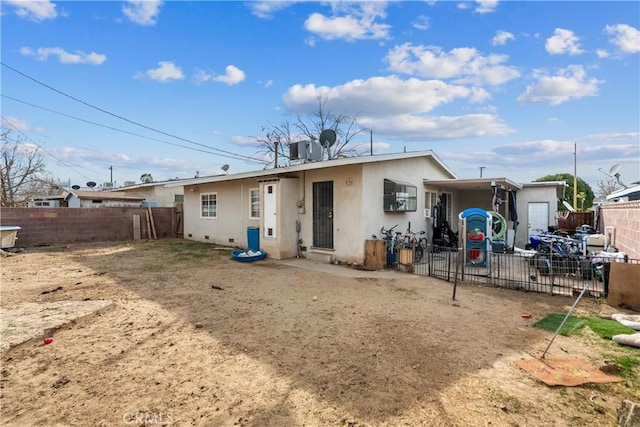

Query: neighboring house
[169,150,564,263]
[113,180,186,207]
[30,189,144,208]
[606,183,640,202]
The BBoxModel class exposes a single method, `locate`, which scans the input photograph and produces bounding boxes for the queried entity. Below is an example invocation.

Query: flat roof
[423,178,522,192]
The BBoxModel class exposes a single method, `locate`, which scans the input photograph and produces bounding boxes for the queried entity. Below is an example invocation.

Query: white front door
[527,202,549,237]
[263,183,277,238]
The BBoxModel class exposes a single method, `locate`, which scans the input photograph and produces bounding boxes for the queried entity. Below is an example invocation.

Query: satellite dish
[71,185,81,190]
[319,129,337,148]
[609,164,622,176]
[562,200,575,212]
[221,164,229,172]
[86,181,96,188]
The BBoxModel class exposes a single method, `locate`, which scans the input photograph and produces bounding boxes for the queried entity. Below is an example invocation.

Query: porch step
[304,251,335,264]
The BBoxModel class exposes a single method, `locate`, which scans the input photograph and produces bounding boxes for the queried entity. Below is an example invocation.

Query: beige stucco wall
[183,178,260,247]
[119,185,183,207]
[363,157,454,256]
[183,154,456,263]
[516,186,560,249]
[599,201,640,259]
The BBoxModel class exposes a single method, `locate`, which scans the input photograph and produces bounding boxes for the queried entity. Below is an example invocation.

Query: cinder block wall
[0,207,176,247]
[599,201,640,259]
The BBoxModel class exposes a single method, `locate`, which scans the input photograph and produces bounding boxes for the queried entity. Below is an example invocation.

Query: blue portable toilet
[247,227,260,252]
[459,208,491,267]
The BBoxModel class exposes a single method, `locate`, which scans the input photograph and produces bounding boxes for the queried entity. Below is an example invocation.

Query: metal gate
[313,181,333,249]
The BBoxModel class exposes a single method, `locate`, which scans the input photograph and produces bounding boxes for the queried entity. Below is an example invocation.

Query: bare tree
[295,96,366,159]
[595,178,621,199]
[257,96,367,167]
[255,120,296,168]
[1,129,47,207]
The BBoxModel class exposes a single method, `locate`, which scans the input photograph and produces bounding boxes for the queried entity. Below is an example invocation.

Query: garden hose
[488,211,508,239]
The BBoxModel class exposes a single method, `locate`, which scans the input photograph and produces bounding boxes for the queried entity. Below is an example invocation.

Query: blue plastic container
[247,227,260,251]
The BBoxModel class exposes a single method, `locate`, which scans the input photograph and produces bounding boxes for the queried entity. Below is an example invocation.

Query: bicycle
[380,224,401,264]
[400,226,428,263]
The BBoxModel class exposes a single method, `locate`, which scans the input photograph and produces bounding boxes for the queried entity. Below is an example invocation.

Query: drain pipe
[296,220,301,258]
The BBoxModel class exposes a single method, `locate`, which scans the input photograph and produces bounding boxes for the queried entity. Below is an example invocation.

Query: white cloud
[20,46,107,65]
[196,65,246,85]
[304,2,391,41]
[492,30,514,46]
[412,15,430,31]
[135,61,184,82]
[5,0,56,22]
[385,43,520,86]
[247,1,295,19]
[517,65,601,105]
[475,0,499,14]
[545,28,585,55]
[358,113,513,141]
[456,1,498,13]
[586,132,640,141]
[214,65,246,86]
[282,75,512,141]
[230,136,262,147]
[284,75,482,116]
[122,0,162,26]
[596,49,610,58]
[1,116,29,131]
[604,24,640,54]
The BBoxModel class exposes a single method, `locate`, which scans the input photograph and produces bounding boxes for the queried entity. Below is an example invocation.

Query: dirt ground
[1,239,638,427]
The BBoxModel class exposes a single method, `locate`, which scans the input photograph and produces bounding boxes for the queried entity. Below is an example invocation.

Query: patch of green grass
[584,317,636,340]
[534,314,636,339]
[533,314,587,336]
[610,355,640,379]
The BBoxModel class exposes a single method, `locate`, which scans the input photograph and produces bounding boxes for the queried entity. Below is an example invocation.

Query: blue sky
[2,1,639,192]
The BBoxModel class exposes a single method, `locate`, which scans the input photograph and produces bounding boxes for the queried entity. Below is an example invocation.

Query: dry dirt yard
[1,239,638,427]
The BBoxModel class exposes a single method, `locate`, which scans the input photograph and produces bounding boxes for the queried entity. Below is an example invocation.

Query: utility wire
[1,62,269,165]
[1,116,97,182]
[2,94,262,163]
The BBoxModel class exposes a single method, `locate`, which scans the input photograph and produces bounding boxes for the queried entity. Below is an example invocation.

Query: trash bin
[247,227,260,252]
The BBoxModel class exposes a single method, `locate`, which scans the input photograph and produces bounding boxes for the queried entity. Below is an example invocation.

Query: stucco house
[169,150,565,263]
[113,180,186,207]
[30,189,145,208]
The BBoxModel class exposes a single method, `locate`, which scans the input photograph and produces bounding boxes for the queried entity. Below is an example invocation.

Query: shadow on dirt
[65,240,567,424]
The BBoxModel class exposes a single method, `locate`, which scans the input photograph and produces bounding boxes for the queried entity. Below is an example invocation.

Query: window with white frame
[201,193,217,218]
[425,191,438,218]
[250,188,260,219]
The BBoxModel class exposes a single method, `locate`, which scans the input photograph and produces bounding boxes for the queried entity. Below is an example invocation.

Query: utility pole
[573,143,577,211]
[479,166,486,178]
[370,129,373,156]
[274,138,279,168]
[109,165,113,185]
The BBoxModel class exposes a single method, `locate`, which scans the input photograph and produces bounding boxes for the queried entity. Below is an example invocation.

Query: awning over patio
[422,178,522,192]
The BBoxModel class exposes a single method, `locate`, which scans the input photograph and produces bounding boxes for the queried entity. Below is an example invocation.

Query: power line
[2,94,263,163]
[1,116,96,182]
[1,62,269,165]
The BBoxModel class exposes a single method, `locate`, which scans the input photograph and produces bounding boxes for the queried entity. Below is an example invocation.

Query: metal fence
[401,245,637,298]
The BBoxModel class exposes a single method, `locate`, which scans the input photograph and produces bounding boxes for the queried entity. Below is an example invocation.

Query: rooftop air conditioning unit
[103,182,114,189]
[124,181,136,187]
[289,141,307,160]
[424,208,432,219]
